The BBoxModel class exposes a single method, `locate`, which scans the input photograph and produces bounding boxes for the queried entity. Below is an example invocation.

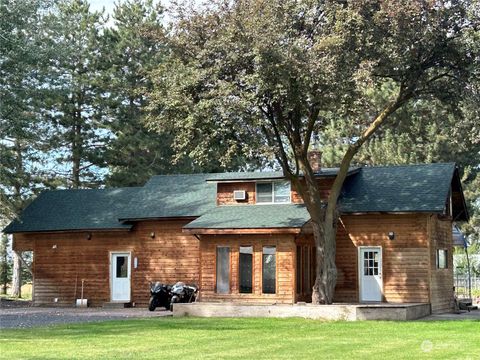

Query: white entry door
[111,252,131,302]
[359,247,382,302]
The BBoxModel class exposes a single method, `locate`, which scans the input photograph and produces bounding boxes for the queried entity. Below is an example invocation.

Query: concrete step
[102,302,130,309]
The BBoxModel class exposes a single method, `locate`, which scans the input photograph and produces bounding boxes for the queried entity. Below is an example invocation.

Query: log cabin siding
[428,215,454,313]
[13,220,199,307]
[217,182,256,205]
[13,213,454,310]
[335,214,431,304]
[198,235,296,304]
[217,178,334,205]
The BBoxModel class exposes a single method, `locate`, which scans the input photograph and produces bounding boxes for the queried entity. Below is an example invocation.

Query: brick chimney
[307,149,322,174]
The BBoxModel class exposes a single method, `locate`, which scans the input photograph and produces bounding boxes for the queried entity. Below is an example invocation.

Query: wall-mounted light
[86,232,92,240]
[388,231,395,240]
[52,244,57,249]
[150,232,155,238]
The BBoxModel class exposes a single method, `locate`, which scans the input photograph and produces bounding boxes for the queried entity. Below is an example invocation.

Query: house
[4,162,468,314]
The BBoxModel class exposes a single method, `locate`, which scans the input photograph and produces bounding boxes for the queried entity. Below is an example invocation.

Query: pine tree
[100,0,184,186]
[44,0,108,188]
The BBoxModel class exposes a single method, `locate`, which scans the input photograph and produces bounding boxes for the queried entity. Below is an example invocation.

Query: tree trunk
[72,120,81,188]
[300,94,409,304]
[0,233,8,294]
[11,140,24,297]
[294,156,338,304]
[311,219,337,304]
[11,251,21,298]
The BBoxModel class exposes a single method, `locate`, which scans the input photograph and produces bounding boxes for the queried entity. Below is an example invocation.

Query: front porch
[172,302,431,321]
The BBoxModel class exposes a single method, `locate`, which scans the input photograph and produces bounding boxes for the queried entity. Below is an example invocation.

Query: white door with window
[359,247,382,302]
[111,252,131,302]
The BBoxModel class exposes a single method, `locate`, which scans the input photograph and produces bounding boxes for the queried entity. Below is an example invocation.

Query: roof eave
[5,226,133,235]
[118,216,199,222]
[206,168,360,183]
[182,227,303,235]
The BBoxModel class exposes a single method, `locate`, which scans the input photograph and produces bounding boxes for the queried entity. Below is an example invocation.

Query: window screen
[262,246,276,294]
[256,183,273,203]
[216,247,230,293]
[239,246,253,293]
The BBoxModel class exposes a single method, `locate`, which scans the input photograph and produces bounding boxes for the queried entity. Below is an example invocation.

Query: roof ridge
[42,187,142,193]
[359,162,456,170]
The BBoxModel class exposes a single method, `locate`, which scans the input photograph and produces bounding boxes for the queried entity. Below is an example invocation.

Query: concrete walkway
[0,307,171,329]
[421,310,480,321]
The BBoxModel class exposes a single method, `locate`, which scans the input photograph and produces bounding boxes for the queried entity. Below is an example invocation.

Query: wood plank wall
[217,182,256,205]
[428,215,454,313]
[198,235,296,304]
[216,178,334,205]
[13,215,453,308]
[335,214,432,304]
[13,220,199,307]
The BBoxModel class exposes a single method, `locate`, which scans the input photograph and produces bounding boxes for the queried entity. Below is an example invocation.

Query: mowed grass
[1,317,479,360]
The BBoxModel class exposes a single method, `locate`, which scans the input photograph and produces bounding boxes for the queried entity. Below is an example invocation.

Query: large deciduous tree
[147,0,479,303]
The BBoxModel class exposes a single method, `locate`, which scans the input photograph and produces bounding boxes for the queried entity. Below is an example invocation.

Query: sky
[88,0,177,14]
[88,0,117,14]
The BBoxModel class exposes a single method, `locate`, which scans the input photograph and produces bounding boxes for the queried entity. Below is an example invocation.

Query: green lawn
[1,318,479,359]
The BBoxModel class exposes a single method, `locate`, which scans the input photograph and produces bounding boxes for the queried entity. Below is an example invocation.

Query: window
[256,181,291,204]
[262,246,276,294]
[216,247,230,293]
[116,256,128,278]
[257,183,273,203]
[363,251,379,276]
[296,246,302,294]
[437,249,448,269]
[239,246,253,293]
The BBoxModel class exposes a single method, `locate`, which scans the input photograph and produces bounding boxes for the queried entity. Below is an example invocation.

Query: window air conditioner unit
[233,190,246,201]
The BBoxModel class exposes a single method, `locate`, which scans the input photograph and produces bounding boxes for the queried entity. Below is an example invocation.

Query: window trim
[255,180,291,204]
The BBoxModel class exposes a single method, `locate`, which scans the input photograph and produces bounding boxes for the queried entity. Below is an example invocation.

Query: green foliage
[42,0,108,188]
[101,0,189,186]
[147,0,479,184]
[0,0,55,218]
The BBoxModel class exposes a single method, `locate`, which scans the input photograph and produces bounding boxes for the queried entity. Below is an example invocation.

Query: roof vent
[233,190,246,201]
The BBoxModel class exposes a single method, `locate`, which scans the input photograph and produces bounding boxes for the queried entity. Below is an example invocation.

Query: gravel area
[0,306,171,329]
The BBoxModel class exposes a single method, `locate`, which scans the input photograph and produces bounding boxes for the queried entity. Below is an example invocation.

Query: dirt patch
[0,298,32,308]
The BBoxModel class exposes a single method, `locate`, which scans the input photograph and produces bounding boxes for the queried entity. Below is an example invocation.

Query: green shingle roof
[3,163,465,233]
[183,204,310,229]
[339,163,456,214]
[118,174,217,220]
[3,188,139,233]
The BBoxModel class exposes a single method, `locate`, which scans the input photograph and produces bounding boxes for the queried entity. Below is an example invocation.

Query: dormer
[207,168,360,206]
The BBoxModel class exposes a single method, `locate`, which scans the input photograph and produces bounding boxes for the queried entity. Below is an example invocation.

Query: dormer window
[256,180,291,204]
